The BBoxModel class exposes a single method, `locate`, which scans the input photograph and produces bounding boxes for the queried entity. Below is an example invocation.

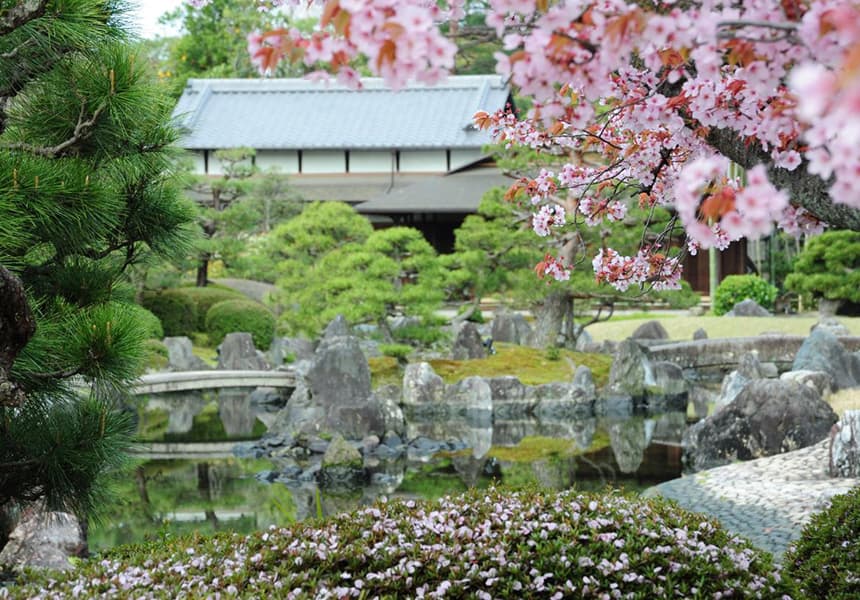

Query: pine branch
[0,99,107,158]
[0,265,36,407]
[0,0,48,36]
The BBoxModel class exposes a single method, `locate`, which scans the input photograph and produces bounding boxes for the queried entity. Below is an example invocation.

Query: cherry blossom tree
[190,0,860,291]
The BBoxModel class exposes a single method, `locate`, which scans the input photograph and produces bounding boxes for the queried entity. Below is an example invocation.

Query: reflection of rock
[608,418,652,474]
[0,510,86,571]
[163,336,209,371]
[650,412,687,444]
[452,455,488,487]
[320,434,365,487]
[218,390,256,437]
[148,392,207,434]
[569,418,598,450]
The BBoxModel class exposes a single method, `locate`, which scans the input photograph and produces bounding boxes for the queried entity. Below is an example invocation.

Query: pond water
[90,389,691,552]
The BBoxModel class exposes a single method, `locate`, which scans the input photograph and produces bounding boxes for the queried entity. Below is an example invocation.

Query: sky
[127,0,185,39]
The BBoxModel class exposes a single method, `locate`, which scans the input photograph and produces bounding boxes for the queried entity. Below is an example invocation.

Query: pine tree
[0,0,195,540]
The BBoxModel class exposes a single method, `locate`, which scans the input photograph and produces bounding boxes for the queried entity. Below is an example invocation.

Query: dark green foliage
[784,486,860,599]
[173,286,245,330]
[379,343,413,362]
[270,206,443,340]
[141,290,198,337]
[785,230,860,304]
[125,303,164,339]
[713,274,779,315]
[205,299,276,350]
[143,339,169,371]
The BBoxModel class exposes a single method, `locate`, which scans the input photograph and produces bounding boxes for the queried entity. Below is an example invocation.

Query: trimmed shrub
[784,486,860,599]
[23,488,793,599]
[173,286,246,330]
[122,303,164,339]
[713,274,778,316]
[379,343,413,363]
[141,290,198,337]
[142,339,168,371]
[785,230,860,305]
[205,299,275,350]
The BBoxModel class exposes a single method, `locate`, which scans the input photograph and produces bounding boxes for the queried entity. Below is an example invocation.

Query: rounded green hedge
[23,488,793,599]
[141,290,198,337]
[205,299,275,350]
[784,486,860,599]
[173,286,246,330]
[713,274,778,316]
[121,303,164,339]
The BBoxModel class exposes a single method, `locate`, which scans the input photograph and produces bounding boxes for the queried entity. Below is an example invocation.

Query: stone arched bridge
[648,335,860,372]
[132,369,297,396]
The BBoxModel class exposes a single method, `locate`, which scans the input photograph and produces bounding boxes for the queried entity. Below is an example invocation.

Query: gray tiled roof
[172,76,511,150]
[355,162,510,214]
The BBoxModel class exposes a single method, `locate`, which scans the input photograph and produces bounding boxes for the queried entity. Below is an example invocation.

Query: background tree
[238,0,860,290]
[266,203,443,340]
[187,147,256,286]
[0,0,195,542]
[157,0,312,98]
[447,186,697,347]
[785,230,860,314]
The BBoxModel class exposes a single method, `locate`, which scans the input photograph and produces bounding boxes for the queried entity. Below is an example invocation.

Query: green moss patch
[428,343,611,387]
[368,356,402,389]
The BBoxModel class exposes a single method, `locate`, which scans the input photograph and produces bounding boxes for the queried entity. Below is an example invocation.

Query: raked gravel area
[644,439,860,560]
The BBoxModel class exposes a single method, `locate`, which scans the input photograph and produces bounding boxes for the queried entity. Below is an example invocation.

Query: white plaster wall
[255,150,300,174]
[188,151,207,175]
[450,148,483,170]
[399,150,447,173]
[302,150,346,174]
[207,153,224,176]
[349,151,393,173]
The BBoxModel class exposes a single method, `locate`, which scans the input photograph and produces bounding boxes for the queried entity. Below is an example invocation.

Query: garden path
[644,439,859,560]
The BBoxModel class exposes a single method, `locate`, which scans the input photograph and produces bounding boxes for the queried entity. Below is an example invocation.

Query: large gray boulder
[217,333,270,370]
[647,361,688,411]
[490,310,533,345]
[725,298,772,317]
[693,328,708,341]
[683,379,838,472]
[812,317,851,337]
[444,377,492,414]
[163,336,209,371]
[402,362,446,406]
[267,378,325,438]
[452,322,486,360]
[631,320,669,341]
[715,352,764,410]
[607,339,653,398]
[307,321,372,407]
[830,410,860,477]
[780,369,834,399]
[0,510,86,571]
[269,336,315,367]
[792,328,860,391]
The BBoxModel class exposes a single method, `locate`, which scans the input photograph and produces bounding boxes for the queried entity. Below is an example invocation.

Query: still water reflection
[92,391,688,551]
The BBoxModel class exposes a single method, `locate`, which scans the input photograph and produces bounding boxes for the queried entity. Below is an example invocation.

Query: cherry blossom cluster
[184,0,860,288]
[592,247,682,293]
[26,487,791,598]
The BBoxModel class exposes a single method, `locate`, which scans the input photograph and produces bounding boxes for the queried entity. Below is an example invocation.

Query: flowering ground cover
[12,488,794,599]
